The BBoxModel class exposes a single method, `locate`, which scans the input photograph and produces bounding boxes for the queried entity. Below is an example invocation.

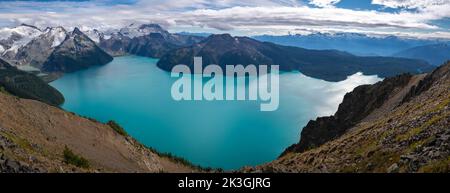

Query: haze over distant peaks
[394,43,450,66]
[253,33,450,56]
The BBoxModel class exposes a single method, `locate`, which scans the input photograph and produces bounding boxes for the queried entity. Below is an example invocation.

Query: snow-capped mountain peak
[0,24,43,55]
[118,23,168,38]
[42,26,68,48]
[0,24,42,41]
[83,29,104,43]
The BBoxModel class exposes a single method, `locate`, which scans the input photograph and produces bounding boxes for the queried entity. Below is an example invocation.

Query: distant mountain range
[394,43,450,66]
[253,33,449,56]
[157,34,433,81]
[0,23,445,82]
[1,23,449,174]
[0,23,205,77]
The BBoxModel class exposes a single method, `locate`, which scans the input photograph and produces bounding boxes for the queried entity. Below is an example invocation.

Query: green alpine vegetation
[0,58,64,106]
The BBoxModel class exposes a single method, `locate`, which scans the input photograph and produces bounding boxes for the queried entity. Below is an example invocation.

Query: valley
[0,22,449,173]
[49,55,381,169]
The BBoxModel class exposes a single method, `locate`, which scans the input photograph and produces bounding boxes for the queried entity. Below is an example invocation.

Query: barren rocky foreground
[0,92,195,173]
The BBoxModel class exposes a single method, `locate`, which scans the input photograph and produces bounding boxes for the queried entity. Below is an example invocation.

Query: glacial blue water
[50,55,381,170]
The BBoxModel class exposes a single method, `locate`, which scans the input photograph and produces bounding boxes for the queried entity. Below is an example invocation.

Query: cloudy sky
[0,0,449,38]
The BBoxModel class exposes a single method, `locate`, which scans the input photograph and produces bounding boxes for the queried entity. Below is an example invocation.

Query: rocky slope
[282,74,414,154]
[0,58,64,106]
[0,91,195,173]
[246,62,450,173]
[12,27,68,69]
[42,28,113,73]
[157,34,434,81]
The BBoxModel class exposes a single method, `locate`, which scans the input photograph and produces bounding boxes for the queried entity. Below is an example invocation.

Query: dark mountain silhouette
[0,58,64,106]
[157,34,434,81]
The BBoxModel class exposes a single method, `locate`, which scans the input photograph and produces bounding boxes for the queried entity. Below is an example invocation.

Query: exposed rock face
[83,29,103,43]
[12,27,67,69]
[42,28,113,73]
[402,63,450,103]
[157,34,434,82]
[247,62,450,173]
[283,74,413,154]
[0,58,64,106]
[1,25,114,75]
[98,32,131,56]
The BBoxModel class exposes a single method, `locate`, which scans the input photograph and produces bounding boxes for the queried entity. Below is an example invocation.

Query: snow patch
[43,27,67,48]
[0,25,41,40]
[84,29,102,43]
[103,35,112,40]
[119,23,166,38]
[17,65,40,72]
[0,25,43,54]
[4,45,18,55]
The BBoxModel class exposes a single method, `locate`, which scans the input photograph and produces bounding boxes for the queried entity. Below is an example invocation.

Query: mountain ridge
[1,25,113,76]
[42,27,113,73]
[253,33,449,56]
[98,23,204,58]
[0,58,64,106]
[394,43,450,66]
[157,33,434,81]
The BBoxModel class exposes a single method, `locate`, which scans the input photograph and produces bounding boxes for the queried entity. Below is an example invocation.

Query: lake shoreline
[50,55,381,170]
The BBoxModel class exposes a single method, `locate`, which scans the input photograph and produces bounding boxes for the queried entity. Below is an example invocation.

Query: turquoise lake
[50,55,381,170]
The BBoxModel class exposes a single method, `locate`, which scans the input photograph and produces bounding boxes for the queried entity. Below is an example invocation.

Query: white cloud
[372,0,449,9]
[0,0,448,39]
[309,0,341,8]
